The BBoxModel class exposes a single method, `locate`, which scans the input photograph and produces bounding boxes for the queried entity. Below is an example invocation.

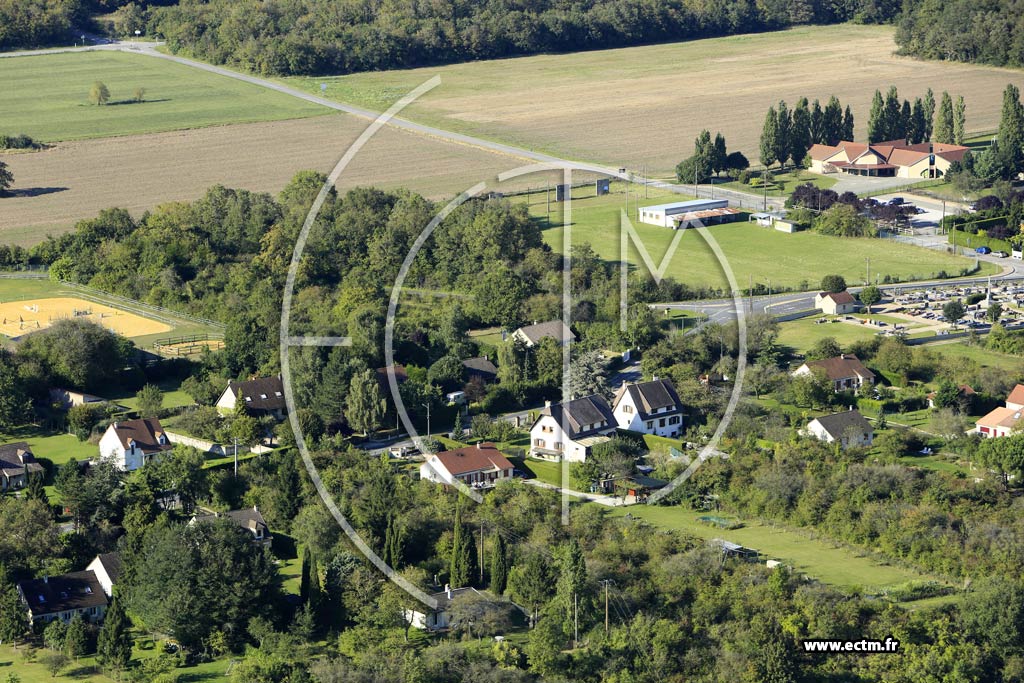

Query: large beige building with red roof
[976,385,1024,438]
[808,139,969,179]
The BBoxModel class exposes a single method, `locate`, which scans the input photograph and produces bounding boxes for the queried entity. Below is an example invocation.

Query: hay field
[0,114,551,245]
[0,51,327,141]
[289,24,1024,174]
[0,297,171,339]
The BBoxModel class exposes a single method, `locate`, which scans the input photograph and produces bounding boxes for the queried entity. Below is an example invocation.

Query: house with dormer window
[16,570,108,626]
[612,379,685,437]
[216,376,287,420]
[98,417,173,471]
[529,395,617,462]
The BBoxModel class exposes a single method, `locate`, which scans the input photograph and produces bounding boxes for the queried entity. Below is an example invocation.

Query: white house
[216,376,287,419]
[637,199,736,228]
[530,395,617,462]
[612,378,684,437]
[804,409,874,449]
[976,384,1024,437]
[85,552,121,598]
[98,417,173,471]
[16,571,108,626]
[791,354,876,394]
[511,320,575,348]
[814,290,859,315]
[420,442,514,489]
[405,585,485,630]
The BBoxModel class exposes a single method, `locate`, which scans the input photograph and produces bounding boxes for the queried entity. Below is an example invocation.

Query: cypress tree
[842,105,855,142]
[64,613,87,660]
[790,98,811,167]
[923,88,936,140]
[299,546,312,603]
[97,598,133,677]
[997,85,1024,176]
[954,95,967,145]
[910,98,926,144]
[810,99,824,144]
[384,513,404,569]
[24,471,46,505]
[0,566,28,649]
[898,99,911,140]
[883,86,901,140]
[774,101,791,167]
[867,90,885,143]
[823,95,843,145]
[760,106,779,168]
[554,539,590,639]
[450,501,474,587]
[935,91,954,144]
[712,132,728,175]
[489,532,509,595]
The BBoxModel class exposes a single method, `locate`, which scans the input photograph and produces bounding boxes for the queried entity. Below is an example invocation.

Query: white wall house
[511,320,575,348]
[98,418,173,471]
[420,443,514,489]
[792,355,876,394]
[85,553,121,598]
[976,384,1024,437]
[814,290,859,315]
[17,571,108,626]
[405,586,487,630]
[612,379,684,437]
[804,409,874,450]
[530,395,617,462]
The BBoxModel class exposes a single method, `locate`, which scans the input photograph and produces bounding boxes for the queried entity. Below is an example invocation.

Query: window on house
[623,405,633,414]
[659,418,666,427]
[245,397,252,402]
[646,421,653,430]
[555,442,563,450]
[259,393,267,399]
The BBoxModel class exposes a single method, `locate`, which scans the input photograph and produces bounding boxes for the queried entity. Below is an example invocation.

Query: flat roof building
[637,199,738,228]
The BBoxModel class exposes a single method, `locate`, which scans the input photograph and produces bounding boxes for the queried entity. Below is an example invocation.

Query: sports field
[0,51,327,141]
[535,189,996,290]
[290,24,1024,174]
[0,296,170,338]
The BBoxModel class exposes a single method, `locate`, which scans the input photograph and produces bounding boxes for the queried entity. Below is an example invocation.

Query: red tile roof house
[419,443,514,489]
[808,139,969,179]
[976,384,1024,438]
[98,417,174,471]
[791,354,876,394]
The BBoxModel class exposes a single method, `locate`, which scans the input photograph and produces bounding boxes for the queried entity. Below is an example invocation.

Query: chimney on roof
[43,576,48,584]
[544,400,551,408]
[445,584,451,599]
[652,375,658,381]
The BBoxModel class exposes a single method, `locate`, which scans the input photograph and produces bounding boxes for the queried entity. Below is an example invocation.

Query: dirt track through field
[0,115,537,245]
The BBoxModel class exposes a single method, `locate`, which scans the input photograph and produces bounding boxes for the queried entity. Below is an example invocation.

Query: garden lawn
[0,642,231,683]
[0,51,327,141]
[535,191,993,291]
[718,169,837,197]
[777,316,884,354]
[924,340,1024,373]
[609,505,938,593]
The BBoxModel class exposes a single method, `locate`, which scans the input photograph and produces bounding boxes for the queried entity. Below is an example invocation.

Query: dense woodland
[104,0,895,76]
[896,0,1024,68]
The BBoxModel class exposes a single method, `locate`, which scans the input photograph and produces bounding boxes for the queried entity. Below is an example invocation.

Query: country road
[3,39,784,210]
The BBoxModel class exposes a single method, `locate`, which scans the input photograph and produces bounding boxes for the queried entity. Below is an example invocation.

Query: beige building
[815,290,859,315]
[808,139,969,179]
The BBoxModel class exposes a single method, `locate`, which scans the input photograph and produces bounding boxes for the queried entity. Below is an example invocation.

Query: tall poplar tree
[823,95,843,145]
[489,532,509,595]
[775,100,791,167]
[97,598,133,678]
[790,98,811,166]
[867,90,885,143]
[842,105,855,142]
[935,91,954,144]
[923,88,936,140]
[809,99,824,144]
[760,106,779,168]
[953,95,967,145]
[997,85,1024,176]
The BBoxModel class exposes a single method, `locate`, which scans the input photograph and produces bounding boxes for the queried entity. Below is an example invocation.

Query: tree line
[132,0,901,77]
[759,95,855,168]
[895,0,1024,69]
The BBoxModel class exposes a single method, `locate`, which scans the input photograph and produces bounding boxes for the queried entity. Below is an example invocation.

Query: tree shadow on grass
[7,186,69,198]
[64,662,101,678]
[106,98,172,106]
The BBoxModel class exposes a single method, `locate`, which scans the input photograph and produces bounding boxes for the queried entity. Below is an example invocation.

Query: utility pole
[866,256,870,285]
[763,169,768,211]
[233,438,239,477]
[599,579,612,635]
[424,402,431,437]
[573,591,579,648]
[479,520,485,584]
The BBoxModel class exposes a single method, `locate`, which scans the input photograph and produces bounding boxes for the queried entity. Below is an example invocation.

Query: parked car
[976,246,992,254]
[994,251,1009,258]
[888,197,904,205]
[915,206,927,214]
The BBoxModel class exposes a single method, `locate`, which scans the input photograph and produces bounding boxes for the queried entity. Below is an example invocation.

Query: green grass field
[0,51,327,141]
[0,643,231,683]
[609,505,937,593]
[718,169,837,197]
[534,191,993,290]
[777,315,884,354]
[925,340,1024,373]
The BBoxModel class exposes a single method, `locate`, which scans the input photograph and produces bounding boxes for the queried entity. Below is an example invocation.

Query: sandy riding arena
[0,297,171,339]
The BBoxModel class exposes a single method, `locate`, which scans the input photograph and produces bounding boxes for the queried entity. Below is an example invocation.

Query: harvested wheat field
[0,297,170,339]
[290,24,1024,174]
[0,114,548,245]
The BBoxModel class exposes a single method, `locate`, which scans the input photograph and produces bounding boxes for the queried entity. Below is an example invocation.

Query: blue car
[976,246,992,254]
